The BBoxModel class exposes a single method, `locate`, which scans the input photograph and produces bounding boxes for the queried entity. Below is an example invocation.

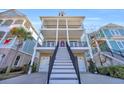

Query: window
[1,20,13,26]
[0,54,5,63]
[116,41,124,50]
[103,29,112,37]
[111,30,115,35]
[0,20,3,24]
[0,31,5,40]
[110,30,120,36]
[115,30,120,35]
[14,56,20,66]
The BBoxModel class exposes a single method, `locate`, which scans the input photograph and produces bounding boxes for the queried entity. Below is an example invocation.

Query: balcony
[36,41,89,53]
[70,41,88,47]
[69,41,89,52]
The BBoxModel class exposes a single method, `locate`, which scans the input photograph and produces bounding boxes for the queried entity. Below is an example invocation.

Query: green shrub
[97,67,110,75]
[97,65,124,79]
[0,67,7,74]
[88,59,97,73]
[31,63,37,73]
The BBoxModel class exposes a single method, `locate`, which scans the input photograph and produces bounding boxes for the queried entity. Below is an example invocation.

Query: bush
[88,59,97,73]
[31,63,37,73]
[0,67,7,74]
[97,67,110,75]
[97,65,124,79]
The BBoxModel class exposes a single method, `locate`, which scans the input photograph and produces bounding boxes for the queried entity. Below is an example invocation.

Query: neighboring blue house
[92,23,124,52]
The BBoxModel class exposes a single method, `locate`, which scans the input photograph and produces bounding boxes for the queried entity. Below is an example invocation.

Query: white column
[85,32,93,59]
[56,19,59,45]
[102,29,112,49]
[28,31,40,74]
[94,38,101,52]
[66,18,70,45]
[10,36,17,48]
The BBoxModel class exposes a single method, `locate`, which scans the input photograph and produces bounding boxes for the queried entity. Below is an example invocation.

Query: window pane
[1,20,13,26]
[0,20,3,24]
[14,56,20,66]
[0,31,5,40]
[117,41,123,48]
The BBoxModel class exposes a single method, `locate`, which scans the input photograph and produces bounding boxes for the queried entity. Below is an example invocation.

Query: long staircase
[47,42,81,84]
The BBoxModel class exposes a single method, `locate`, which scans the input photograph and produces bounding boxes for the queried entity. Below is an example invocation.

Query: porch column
[84,52,89,72]
[28,31,40,74]
[66,18,70,46]
[56,18,59,45]
[94,37,101,52]
[85,33,93,59]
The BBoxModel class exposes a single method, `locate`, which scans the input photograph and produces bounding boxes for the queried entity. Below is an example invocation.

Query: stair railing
[47,42,59,84]
[66,42,81,84]
[103,47,124,58]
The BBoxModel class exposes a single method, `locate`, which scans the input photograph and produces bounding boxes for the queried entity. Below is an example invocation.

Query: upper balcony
[36,41,89,53]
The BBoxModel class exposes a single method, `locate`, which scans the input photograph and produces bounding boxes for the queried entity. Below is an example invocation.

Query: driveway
[0,72,124,84]
[0,72,47,84]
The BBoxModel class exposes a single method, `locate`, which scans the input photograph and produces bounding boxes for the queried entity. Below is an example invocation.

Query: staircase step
[55,58,71,60]
[50,73,77,78]
[51,72,76,74]
[53,65,74,68]
[54,63,73,65]
[49,80,78,84]
[50,77,78,80]
[52,69,75,73]
[53,67,74,69]
[54,64,73,66]
[55,60,72,62]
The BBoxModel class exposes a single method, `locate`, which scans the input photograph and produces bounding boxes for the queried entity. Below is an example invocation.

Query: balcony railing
[70,41,88,47]
[39,41,88,48]
[40,41,56,47]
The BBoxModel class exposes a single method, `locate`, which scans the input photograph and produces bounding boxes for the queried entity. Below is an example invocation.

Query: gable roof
[101,23,124,29]
[0,9,26,18]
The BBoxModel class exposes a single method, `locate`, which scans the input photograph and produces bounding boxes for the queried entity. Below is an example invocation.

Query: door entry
[59,41,65,47]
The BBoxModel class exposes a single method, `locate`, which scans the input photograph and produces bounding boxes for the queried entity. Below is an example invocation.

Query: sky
[1,9,124,33]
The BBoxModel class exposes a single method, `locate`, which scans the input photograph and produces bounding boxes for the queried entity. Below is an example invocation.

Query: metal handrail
[47,42,59,84]
[66,42,81,84]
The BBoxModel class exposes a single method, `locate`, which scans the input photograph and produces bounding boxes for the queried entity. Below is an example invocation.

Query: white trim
[85,32,93,59]
[66,18,70,45]
[56,18,59,45]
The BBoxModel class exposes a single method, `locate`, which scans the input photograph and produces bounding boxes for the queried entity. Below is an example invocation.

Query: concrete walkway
[0,72,124,84]
[0,72,47,84]
[80,73,124,84]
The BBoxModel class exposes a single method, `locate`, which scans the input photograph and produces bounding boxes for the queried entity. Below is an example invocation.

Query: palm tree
[5,27,33,75]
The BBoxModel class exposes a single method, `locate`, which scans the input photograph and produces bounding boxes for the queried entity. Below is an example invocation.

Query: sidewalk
[80,73,124,84]
[0,72,124,84]
[0,72,47,84]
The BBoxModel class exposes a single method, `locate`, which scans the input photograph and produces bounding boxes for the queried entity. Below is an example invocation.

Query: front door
[60,41,65,47]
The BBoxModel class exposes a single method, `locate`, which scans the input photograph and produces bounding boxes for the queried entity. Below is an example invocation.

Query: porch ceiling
[42,30,83,39]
